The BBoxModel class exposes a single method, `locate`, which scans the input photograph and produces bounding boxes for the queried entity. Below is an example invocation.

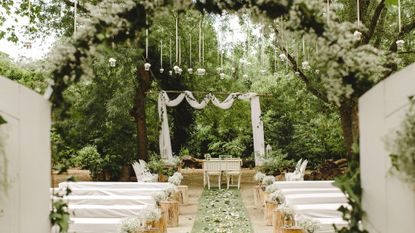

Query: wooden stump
[140,229,160,233]
[178,185,189,205]
[153,212,167,233]
[262,192,270,207]
[280,227,304,233]
[160,200,179,227]
[265,201,278,226]
[272,209,284,233]
[254,185,261,208]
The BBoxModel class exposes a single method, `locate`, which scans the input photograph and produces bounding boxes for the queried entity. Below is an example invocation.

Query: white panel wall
[359,64,415,233]
[0,76,51,233]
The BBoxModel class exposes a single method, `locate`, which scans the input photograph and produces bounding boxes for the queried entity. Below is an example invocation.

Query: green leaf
[386,0,398,5]
[0,115,6,125]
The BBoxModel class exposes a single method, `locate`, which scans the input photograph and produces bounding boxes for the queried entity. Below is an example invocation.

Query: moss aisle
[191,188,254,233]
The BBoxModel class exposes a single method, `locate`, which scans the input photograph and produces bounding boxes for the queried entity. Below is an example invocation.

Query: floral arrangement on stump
[254,171,266,185]
[265,183,279,193]
[276,203,295,227]
[152,183,178,206]
[267,190,285,204]
[120,206,162,233]
[168,172,183,186]
[297,217,320,233]
[261,175,275,187]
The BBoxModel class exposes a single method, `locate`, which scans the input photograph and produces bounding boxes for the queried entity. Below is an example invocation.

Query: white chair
[285,159,308,181]
[132,160,158,182]
[204,160,222,189]
[224,160,242,189]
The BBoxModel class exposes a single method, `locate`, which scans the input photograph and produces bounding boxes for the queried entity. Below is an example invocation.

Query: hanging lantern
[302,61,310,70]
[242,74,248,79]
[260,69,267,75]
[315,69,320,74]
[144,62,151,71]
[169,70,173,76]
[160,68,164,73]
[187,68,193,74]
[279,53,287,61]
[196,68,206,76]
[396,39,405,49]
[173,65,182,75]
[219,73,225,79]
[353,30,362,40]
[108,57,117,67]
[231,67,236,74]
[294,71,300,76]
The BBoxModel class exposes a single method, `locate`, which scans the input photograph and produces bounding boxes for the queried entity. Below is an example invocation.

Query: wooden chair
[204,160,222,189]
[224,160,242,189]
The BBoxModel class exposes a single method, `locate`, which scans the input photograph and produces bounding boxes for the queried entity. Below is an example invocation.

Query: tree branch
[362,0,385,44]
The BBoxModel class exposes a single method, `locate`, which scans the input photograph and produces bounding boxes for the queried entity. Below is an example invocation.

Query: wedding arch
[158,90,265,166]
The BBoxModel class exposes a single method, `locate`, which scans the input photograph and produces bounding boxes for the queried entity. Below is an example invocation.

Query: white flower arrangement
[267,191,285,204]
[168,172,183,186]
[164,156,181,166]
[152,191,167,205]
[164,183,178,198]
[261,175,275,186]
[265,183,279,193]
[254,171,266,183]
[120,216,144,233]
[141,205,162,222]
[276,203,294,216]
[298,217,320,233]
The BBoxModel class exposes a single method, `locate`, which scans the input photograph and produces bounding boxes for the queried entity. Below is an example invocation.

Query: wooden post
[160,200,179,227]
[254,185,261,208]
[153,211,167,233]
[280,227,304,233]
[262,191,270,207]
[265,201,278,226]
[272,209,284,233]
[178,185,189,205]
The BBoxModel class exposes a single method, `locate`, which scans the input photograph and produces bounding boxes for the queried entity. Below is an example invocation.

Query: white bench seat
[69,217,121,233]
[280,188,342,195]
[273,181,335,189]
[69,204,147,218]
[313,217,348,233]
[67,188,164,196]
[53,195,155,206]
[285,193,347,205]
[293,203,347,218]
[59,181,170,190]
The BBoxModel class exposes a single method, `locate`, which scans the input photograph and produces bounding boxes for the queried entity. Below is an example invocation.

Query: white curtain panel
[158,90,265,165]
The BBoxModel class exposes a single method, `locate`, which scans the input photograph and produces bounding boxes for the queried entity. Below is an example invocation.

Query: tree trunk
[339,98,359,159]
[132,62,151,161]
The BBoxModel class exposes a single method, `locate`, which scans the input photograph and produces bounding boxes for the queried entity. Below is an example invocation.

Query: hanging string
[198,19,202,65]
[179,36,181,65]
[302,36,305,58]
[398,0,402,32]
[202,28,205,66]
[326,0,330,23]
[357,0,360,27]
[145,28,149,59]
[220,50,223,67]
[169,38,172,67]
[73,0,77,34]
[274,46,277,72]
[160,40,163,66]
[175,14,179,64]
[189,34,192,67]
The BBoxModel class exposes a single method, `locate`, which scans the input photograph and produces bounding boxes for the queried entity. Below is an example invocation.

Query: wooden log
[153,211,167,233]
[280,227,304,233]
[272,209,284,233]
[140,229,160,233]
[160,200,179,227]
[178,185,189,205]
[254,185,261,208]
[265,201,278,226]
[262,192,270,207]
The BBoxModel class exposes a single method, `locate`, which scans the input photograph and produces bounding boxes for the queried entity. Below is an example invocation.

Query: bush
[259,150,294,176]
[73,145,104,180]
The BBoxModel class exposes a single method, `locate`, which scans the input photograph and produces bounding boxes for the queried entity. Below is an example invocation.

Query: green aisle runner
[191,188,254,233]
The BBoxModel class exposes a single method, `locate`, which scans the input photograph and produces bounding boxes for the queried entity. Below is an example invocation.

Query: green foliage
[0,115,6,125]
[73,145,104,180]
[259,150,295,176]
[50,178,73,233]
[389,98,415,184]
[334,146,367,233]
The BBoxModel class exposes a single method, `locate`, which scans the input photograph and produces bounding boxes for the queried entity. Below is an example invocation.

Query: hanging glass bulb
[353,30,362,40]
[302,61,310,70]
[294,71,300,76]
[279,53,287,61]
[144,62,151,71]
[160,68,164,73]
[219,73,225,79]
[196,68,206,76]
[396,40,405,49]
[260,69,267,75]
[231,67,236,74]
[187,68,193,74]
[169,70,173,76]
[173,65,181,74]
[108,57,117,67]
[315,69,320,74]
[242,74,248,79]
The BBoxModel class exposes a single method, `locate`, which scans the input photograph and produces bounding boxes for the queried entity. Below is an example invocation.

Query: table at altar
[202,158,242,189]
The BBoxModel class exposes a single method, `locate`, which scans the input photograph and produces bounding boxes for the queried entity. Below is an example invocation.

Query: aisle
[191,188,253,233]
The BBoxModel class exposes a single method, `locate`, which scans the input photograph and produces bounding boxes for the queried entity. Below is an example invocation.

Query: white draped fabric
[158,90,265,165]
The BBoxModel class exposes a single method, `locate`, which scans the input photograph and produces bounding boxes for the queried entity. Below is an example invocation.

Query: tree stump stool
[152,213,167,233]
[254,185,261,208]
[280,227,304,233]
[140,229,160,233]
[262,192,270,207]
[160,200,179,227]
[178,185,189,205]
[272,209,284,233]
[265,201,278,226]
